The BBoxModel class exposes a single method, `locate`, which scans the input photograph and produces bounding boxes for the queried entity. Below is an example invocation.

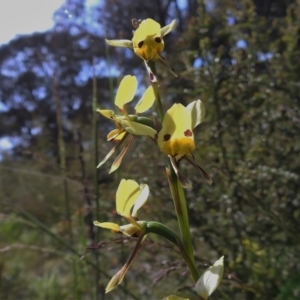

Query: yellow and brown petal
[158,103,195,161]
[132,18,164,61]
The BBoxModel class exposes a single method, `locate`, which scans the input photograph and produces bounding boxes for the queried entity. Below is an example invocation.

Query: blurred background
[1,0,300,299]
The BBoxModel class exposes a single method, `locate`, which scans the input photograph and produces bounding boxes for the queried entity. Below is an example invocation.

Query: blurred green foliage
[1,0,300,299]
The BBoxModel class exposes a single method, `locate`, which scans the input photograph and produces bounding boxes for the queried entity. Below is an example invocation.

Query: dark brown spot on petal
[184,129,193,137]
[155,37,161,43]
[138,41,144,48]
[163,134,171,141]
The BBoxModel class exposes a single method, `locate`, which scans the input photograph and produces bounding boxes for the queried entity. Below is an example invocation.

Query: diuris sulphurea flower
[97,75,156,173]
[105,18,178,77]
[93,179,149,237]
[94,179,150,293]
[158,100,212,188]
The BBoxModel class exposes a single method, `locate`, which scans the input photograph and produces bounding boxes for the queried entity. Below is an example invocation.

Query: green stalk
[52,76,80,299]
[145,61,164,122]
[166,165,196,267]
[92,59,101,299]
[146,221,199,282]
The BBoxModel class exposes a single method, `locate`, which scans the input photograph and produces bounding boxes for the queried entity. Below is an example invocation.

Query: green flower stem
[146,221,199,282]
[52,75,79,298]
[166,164,196,268]
[145,60,164,122]
[92,59,102,299]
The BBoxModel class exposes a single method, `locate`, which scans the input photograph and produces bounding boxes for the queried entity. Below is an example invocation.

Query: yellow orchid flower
[94,179,150,293]
[105,18,178,77]
[158,100,212,188]
[93,179,149,237]
[132,18,164,61]
[97,75,156,173]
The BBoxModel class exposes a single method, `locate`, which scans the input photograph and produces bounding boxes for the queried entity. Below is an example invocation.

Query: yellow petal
[97,109,115,119]
[133,18,161,43]
[115,75,137,109]
[105,39,133,49]
[107,129,126,141]
[134,86,155,113]
[120,119,157,139]
[132,18,164,60]
[97,141,124,169]
[116,179,140,218]
[93,221,120,233]
[119,223,140,237]
[109,135,133,174]
[186,100,206,129]
[158,103,195,160]
[161,19,177,36]
[132,184,149,217]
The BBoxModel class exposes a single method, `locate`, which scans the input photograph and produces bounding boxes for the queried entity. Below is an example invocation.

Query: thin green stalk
[52,75,79,298]
[145,61,164,122]
[92,58,101,299]
[166,165,196,267]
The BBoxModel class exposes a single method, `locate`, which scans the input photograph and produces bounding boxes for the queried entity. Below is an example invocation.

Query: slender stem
[144,60,164,122]
[52,75,80,298]
[166,165,196,267]
[92,58,101,299]
[146,221,199,282]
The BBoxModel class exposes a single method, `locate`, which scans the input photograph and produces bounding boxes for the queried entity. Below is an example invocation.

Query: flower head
[158,103,195,161]
[132,18,164,61]
[159,100,212,188]
[105,18,178,77]
[94,179,150,293]
[93,179,149,237]
[97,75,156,173]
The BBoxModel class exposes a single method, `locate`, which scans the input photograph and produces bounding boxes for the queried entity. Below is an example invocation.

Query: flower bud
[195,256,224,300]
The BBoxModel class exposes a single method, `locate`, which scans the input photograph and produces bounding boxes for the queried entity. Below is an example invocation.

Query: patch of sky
[177,0,187,9]
[1,54,26,77]
[0,102,9,112]
[227,16,235,25]
[31,127,41,136]
[33,86,47,100]
[0,136,23,151]
[236,39,247,48]
[72,97,81,110]
[205,0,215,11]
[0,138,13,150]
[0,0,65,45]
[85,0,104,36]
[75,59,120,86]
[70,25,81,36]
[193,57,203,68]
[258,52,273,61]
[78,37,90,50]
